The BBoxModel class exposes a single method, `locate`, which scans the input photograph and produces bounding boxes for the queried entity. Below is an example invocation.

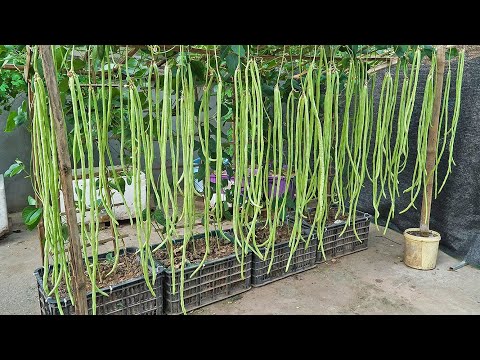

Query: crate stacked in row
[314,210,371,263]
[35,248,162,315]
[34,212,370,315]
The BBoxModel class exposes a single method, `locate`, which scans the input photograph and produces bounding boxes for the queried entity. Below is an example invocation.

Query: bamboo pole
[419,45,446,235]
[39,45,88,315]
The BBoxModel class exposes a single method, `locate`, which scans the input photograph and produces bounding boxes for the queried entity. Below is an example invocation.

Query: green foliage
[27,195,36,206]
[22,205,42,230]
[105,252,115,265]
[0,45,27,114]
[1,45,460,229]
[4,159,24,177]
[108,177,126,194]
[4,100,27,132]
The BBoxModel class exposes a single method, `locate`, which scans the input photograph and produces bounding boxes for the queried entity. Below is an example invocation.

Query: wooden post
[39,45,88,315]
[419,45,446,235]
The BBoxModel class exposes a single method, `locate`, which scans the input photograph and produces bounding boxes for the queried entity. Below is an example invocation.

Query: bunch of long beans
[261,83,285,271]
[383,49,422,231]
[178,51,197,313]
[345,62,372,238]
[285,55,326,270]
[361,50,421,232]
[313,51,338,259]
[194,55,214,274]
[435,49,465,196]
[32,49,73,314]
[333,59,356,218]
[232,56,266,271]
[401,53,437,216]
[332,59,372,240]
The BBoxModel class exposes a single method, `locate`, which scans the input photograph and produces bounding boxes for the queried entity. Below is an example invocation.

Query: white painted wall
[0,175,9,237]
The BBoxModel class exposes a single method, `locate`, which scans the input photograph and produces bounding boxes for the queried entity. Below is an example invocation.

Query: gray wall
[0,95,34,212]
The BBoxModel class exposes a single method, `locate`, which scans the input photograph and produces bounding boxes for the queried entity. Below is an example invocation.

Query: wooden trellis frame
[3,45,452,315]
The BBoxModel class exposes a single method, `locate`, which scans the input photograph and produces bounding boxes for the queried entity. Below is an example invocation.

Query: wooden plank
[39,45,88,315]
[1,64,25,70]
[367,58,399,75]
[97,233,128,246]
[420,46,446,234]
[2,45,461,72]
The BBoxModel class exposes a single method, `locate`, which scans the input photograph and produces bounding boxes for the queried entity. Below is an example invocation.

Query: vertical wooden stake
[39,45,88,315]
[420,45,446,235]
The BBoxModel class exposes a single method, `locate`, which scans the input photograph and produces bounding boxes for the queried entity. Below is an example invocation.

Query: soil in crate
[152,232,251,315]
[153,234,236,269]
[36,249,162,315]
[248,221,317,287]
[255,222,293,244]
[304,207,348,225]
[54,252,143,298]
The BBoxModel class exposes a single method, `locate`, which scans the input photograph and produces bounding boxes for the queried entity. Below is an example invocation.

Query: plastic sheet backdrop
[357,47,480,268]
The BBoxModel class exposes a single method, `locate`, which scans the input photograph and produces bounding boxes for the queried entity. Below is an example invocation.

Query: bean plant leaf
[97,45,105,61]
[230,45,246,58]
[261,83,275,97]
[22,205,43,230]
[395,45,409,58]
[286,195,296,210]
[223,208,232,221]
[4,111,17,132]
[446,47,459,60]
[4,100,27,132]
[27,195,36,206]
[219,45,230,60]
[109,177,126,194]
[58,76,69,93]
[54,46,67,72]
[73,59,85,71]
[106,252,115,264]
[195,163,206,182]
[61,224,69,241]
[194,100,202,116]
[152,209,167,227]
[4,161,24,177]
[190,60,206,81]
[225,54,239,76]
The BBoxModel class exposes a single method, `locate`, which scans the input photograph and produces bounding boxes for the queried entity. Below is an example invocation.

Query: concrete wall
[0,95,34,212]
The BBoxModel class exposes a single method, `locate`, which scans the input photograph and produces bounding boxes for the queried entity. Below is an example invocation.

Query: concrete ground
[1,212,479,315]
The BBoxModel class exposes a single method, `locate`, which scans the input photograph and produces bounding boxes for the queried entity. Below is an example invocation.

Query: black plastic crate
[34,247,163,315]
[315,211,371,263]
[250,220,317,287]
[152,230,251,315]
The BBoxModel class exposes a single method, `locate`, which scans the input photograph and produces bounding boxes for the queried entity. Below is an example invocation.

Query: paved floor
[1,212,479,315]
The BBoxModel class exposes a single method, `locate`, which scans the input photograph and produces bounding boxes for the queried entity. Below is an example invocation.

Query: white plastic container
[60,166,146,224]
[0,175,9,237]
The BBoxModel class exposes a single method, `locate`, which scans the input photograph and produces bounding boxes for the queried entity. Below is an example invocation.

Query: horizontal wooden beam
[1,64,24,70]
[2,45,460,73]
